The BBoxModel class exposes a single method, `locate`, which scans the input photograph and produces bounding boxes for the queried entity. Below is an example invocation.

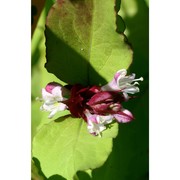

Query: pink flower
[113,108,133,123]
[84,110,113,136]
[101,69,143,100]
[37,82,70,118]
[84,108,133,136]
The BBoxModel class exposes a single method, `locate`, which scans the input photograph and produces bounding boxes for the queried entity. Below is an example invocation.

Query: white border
[1,0,180,179]
[0,0,31,179]
[150,0,180,179]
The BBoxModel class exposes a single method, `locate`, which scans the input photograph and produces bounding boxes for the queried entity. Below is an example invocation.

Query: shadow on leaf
[54,115,72,123]
[48,175,66,180]
[76,171,91,180]
[32,0,55,69]
[45,27,107,86]
[32,157,66,180]
[32,157,47,179]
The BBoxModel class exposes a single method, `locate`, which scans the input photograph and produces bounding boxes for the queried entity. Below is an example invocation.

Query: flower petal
[101,69,127,91]
[87,120,106,136]
[122,85,139,94]
[48,109,58,119]
[97,115,114,124]
[114,109,133,123]
[114,69,127,82]
[57,103,68,111]
[42,88,53,100]
[52,86,64,101]
[122,92,129,101]
[45,82,61,93]
[101,80,119,91]
[40,103,56,111]
[87,91,114,105]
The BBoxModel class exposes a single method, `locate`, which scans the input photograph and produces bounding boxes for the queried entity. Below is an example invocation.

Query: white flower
[87,119,106,137]
[101,69,143,100]
[84,110,113,136]
[37,82,70,118]
[84,108,133,136]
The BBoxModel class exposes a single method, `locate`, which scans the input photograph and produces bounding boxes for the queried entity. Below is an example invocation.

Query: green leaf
[45,0,133,86]
[32,116,118,179]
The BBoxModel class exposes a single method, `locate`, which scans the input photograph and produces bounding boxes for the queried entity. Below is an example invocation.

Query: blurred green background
[31,0,149,179]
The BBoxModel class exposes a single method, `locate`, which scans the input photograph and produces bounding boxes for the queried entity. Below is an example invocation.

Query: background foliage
[31,0,149,179]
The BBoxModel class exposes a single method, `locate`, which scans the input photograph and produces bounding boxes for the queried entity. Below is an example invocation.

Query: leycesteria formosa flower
[101,69,143,100]
[84,110,113,136]
[84,108,133,136]
[37,82,70,118]
[37,70,143,136]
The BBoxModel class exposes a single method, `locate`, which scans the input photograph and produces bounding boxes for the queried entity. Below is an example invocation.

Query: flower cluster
[37,69,143,136]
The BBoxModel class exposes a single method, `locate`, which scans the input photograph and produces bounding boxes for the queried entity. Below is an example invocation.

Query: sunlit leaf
[33,116,118,179]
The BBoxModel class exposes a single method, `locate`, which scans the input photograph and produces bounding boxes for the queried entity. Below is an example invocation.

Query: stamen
[132,77,143,82]
[40,106,44,111]
[133,82,139,85]
[36,97,43,101]
[98,132,102,138]
[36,97,39,100]
[128,73,136,80]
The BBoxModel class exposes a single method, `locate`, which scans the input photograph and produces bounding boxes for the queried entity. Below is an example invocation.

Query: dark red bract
[66,85,101,120]
[66,84,126,121]
[87,91,125,115]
